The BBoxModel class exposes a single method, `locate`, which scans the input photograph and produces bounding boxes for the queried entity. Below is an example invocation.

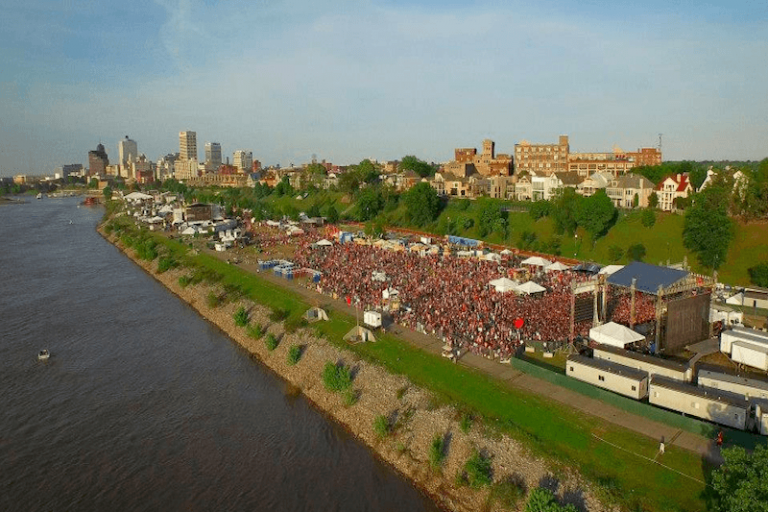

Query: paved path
[218,249,724,464]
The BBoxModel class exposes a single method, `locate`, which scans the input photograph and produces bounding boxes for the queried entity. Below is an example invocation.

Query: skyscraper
[205,142,222,172]
[118,135,138,166]
[179,131,197,162]
[233,150,253,174]
[88,143,109,176]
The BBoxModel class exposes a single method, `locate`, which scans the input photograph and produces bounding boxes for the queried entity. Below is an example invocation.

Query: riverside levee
[566,355,649,400]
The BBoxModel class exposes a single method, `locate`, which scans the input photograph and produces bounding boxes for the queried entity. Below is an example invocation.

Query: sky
[1,0,767,176]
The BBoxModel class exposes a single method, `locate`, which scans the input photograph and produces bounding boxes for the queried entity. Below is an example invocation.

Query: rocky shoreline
[101,227,612,512]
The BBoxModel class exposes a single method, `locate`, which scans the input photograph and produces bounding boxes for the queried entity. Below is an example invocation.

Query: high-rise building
[233,150,253,174]
[88,143,109,176]
[205,142,222,172]
[179,131,197,162]
[118,135,138,166]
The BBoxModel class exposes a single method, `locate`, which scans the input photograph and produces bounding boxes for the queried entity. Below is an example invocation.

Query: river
[0,196,440,512]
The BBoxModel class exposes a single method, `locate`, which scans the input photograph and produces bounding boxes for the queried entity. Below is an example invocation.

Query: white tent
[500,249,513,256]
[545,261,570,272]
[589,322,645,348]
[515,281,546,295]
[344,325,376,343]
[372,271,387,282]
[124,192,153,201]
[489,277,518,293]
[521,256,553,267]
[304,307,329,322]
[315,239,333,247]
[382,287,399,300]
[598,264,624,276]
[484,252,502,262]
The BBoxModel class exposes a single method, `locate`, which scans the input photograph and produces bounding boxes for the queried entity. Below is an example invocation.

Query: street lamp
[574,233,578,258]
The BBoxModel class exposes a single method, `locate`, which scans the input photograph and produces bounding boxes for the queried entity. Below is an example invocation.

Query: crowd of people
[291,239,600,360]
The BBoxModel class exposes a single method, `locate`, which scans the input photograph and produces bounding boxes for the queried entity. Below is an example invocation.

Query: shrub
[233,306,249,327]
[488,476,526,510]
[626,243,646,262]
[178,275,193,288]
[157,256,178,273]
[460,413,473,434]
[247,323,264,340]
[429,434,446,470]
[343,389,358,407]
[136,239,158,261]
[641,208,656,228]
[269,308,290,322]
[524,487,578,511]
[322,361,353,393]
[265,333,279,351]
[287,344,302,365]
[396,386,408,400]
[374,414,390,438]
[284,315,307,334]
[748,262,768,288]
[206,291,222,308]
[608,245,624,263]
[463,450,492,489]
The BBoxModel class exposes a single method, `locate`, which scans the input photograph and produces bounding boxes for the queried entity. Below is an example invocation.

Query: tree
[748,262,768,288]
[399,155,435,178]
[529,200,551,220]
[477,199,504,238]
[575,190,616,241]
[325,204,339,224]
[627,243,646,261]
[710,445,768,512]
[355,187,384,221]
[608,245,624,262]
[102,186,113,201]
[683,188,734,270]
[641,208,656,228]
[404,182,441,227]
[648,192,659,209]
[306,203,322,218]
[338,171,361,195]
[88,178,99,189]
[551,188,583,236]
[356,159,379,184]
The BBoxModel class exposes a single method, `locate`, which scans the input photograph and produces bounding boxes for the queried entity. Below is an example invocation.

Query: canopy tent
[598,264,624,276]
[521,256,553,267]
[589,322,645,348]
[545,261,570,272]
[304,307,329,322]
[484,252,502,262]
[382,287,399,300]
[315,238,333,247]
[124,192,153,201]
[344,325,376,343]
[489,277,518,293]
[371,271,387,282]
[515,281,546,295]
[500,249,513,256]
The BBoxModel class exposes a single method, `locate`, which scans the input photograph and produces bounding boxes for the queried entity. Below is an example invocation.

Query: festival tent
[598,265,624,276]
[304,307,329,322]
[124,192,153,201]
[545,261,570,272]
[484,252,502,262]
[515,281,546,295]
[382,287,399,300]
[315,239,333,247]
[489,277,518,293]
[589,322,644,348]
[344,325,376,343]
[521,256,553,267]
[500,249,513,256]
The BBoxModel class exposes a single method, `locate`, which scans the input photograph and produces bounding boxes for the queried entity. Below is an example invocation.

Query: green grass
[119,224,754,512]
[374,414,390,438]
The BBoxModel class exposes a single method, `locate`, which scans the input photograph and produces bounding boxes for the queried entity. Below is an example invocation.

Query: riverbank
[99,226,610,512]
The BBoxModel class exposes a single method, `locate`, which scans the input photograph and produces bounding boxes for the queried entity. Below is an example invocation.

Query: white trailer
[567,355,648,400]
[731,341,768,372]
[720,328,768,355]
[363,310,382,329]
[698,369,768,400]
[592,344,692,382]
[649,376,749,430]
[752,401,768,435]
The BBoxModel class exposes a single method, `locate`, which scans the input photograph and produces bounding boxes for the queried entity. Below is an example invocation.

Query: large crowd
[290,239,604,360]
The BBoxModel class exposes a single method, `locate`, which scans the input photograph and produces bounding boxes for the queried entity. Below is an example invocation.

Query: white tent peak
[489,277,518,293]
[521,256,553,267]
[589,322,644,348]
[515,281,546,294]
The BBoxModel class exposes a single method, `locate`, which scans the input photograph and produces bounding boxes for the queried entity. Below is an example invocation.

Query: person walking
[716,430,724,447]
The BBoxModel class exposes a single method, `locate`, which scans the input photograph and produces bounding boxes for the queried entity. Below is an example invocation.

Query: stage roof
[607,261,689,295]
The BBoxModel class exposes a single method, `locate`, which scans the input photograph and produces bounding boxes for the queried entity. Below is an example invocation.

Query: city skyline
[1,0,767,176]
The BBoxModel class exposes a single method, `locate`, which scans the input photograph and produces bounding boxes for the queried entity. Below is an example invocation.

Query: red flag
[346,296,351,306]
[514,318,524,329]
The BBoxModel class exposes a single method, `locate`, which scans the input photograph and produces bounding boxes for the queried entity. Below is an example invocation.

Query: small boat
[38,349,50,361]
[36,193,43,199]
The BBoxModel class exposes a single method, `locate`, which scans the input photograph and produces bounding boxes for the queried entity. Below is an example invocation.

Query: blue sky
[1,0,767,176]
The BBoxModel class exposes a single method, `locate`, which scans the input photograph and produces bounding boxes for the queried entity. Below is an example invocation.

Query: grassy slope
[145,232,711,512]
